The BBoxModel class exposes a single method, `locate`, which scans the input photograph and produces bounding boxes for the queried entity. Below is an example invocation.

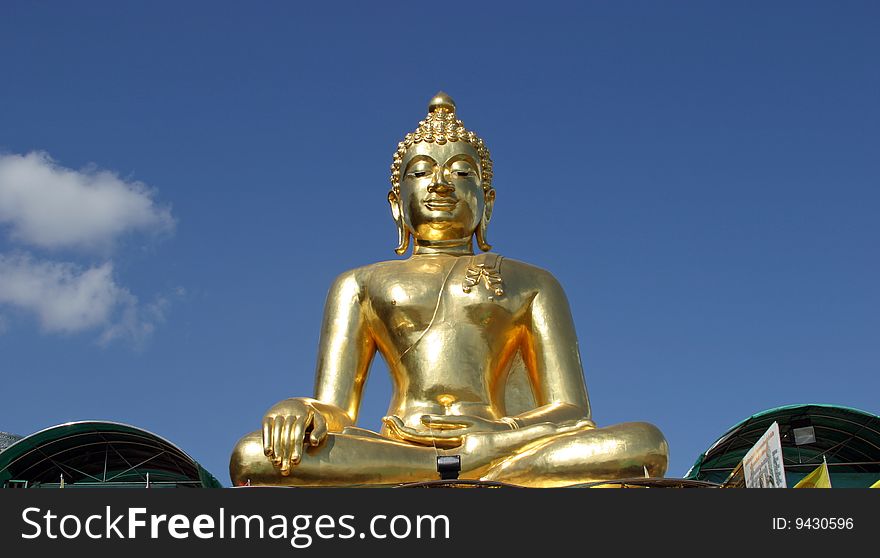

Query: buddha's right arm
[312,269,376,424]
[262,271,373,474]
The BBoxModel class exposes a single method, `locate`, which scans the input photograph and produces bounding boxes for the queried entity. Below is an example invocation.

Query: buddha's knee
[554,421,668,475]
[616,421,669,476]
[481,420,669,485]
[229,431,269,486]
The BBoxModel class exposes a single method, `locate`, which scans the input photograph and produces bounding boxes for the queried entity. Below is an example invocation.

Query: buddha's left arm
[512,271,593,427]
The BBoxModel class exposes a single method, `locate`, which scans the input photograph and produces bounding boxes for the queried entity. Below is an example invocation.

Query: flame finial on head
[390,92,493,193]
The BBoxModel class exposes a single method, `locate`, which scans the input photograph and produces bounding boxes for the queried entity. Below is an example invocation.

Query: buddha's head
[388,92,495,255]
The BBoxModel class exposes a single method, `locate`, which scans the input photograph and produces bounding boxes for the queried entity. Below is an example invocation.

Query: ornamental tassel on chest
[463,254,504,297]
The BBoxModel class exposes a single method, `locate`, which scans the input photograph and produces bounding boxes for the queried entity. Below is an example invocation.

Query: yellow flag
[793,461,832,488]
[869,478,880,488]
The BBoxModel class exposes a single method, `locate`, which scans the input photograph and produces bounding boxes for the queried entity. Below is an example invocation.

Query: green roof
[685,404,880,487]
[0,421,222,488]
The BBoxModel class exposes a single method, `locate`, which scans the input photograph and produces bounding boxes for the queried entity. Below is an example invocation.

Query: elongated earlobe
[475,221,491,252]
[395,223,411,255]
[476,188,495,252]
[388,190,410,255]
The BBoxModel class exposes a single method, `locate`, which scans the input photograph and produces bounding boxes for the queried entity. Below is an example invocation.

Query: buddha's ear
[476,188,496,252]
[388,189,402,221]
[483,188,496,223]
[388,189,410,255]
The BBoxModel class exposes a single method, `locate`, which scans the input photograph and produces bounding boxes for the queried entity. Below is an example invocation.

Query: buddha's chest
[367,260,519,340]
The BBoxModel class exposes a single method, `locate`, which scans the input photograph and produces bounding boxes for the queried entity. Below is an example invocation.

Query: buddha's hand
[261,397,351,475]
[382,414,517,449]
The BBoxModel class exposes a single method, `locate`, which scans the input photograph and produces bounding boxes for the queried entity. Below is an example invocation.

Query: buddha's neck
[412,238,474,256]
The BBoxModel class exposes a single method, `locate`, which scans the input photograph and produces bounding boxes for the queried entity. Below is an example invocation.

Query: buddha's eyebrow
[403,155,437,172]
[445,154,479,171]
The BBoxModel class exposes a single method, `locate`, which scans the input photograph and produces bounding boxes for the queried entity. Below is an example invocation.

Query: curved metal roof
[686,404,880,486]
[0,421,222,488]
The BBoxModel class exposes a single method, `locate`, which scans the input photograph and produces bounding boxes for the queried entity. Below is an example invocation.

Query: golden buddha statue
[229,92,669,487]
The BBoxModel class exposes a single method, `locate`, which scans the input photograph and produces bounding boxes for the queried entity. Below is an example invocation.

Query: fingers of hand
[262,420,273,457]
[384,415,463,444]
[421,414,472,430]
[382,415,406,436]
[267,410,327,475]
[288,411,311,467]
[272,416,284,465]
[279,416,296,475]
[383,415,426,442]
[310,411,328,446]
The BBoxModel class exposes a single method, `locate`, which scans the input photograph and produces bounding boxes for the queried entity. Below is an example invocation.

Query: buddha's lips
[424,199,458,210]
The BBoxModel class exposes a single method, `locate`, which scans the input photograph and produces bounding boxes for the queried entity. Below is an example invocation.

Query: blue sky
[0,1,877,484]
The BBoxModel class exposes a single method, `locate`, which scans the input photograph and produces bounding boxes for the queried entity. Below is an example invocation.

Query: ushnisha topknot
[390,92,493,193]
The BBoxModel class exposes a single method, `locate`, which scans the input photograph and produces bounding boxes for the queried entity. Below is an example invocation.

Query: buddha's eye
[450,162,476,179]
[406,162,434,178]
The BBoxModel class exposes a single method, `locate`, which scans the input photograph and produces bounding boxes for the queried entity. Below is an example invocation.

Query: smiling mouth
[424,199,458,211]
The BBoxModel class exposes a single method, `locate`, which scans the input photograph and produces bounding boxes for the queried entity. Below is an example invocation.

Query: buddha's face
[394,141,491,244]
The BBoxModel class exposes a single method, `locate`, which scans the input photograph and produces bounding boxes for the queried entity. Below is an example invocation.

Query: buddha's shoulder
[325,260,410,290]
[326,255,565,291]
[496,255,550,275]
[496,255,567,290]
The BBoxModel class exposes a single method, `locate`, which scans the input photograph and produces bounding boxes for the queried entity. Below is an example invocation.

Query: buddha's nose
[428,181,454,195]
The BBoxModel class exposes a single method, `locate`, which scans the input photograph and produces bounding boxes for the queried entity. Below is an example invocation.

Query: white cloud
[0,252,163,345]
[0,151,174,251]
[98,292,169,347]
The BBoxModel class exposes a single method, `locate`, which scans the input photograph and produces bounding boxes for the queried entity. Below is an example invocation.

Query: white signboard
[742,421,787,488]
